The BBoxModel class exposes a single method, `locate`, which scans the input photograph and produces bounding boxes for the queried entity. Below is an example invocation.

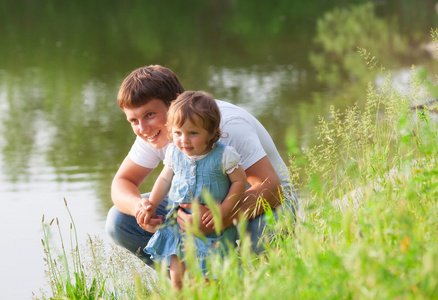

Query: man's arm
[223,155,282,228]
[111,156,154,216]
[179,156,282,233]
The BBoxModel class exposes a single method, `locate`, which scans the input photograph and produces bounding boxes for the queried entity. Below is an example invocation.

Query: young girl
[135,90,247,289]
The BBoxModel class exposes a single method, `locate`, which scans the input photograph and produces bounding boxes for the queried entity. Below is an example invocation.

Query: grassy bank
[36,61,437,299]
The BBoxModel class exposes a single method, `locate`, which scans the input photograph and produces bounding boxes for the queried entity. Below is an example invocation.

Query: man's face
[123,99,169,149]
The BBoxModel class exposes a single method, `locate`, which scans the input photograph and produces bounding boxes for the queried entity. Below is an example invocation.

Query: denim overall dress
[144,142,238,275]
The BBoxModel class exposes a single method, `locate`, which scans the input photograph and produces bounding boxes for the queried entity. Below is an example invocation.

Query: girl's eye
[146,112,154,117]
[190,132,198,135]
[129,119,138,124]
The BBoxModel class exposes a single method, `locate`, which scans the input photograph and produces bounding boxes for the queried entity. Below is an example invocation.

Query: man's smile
[144,130,160,140]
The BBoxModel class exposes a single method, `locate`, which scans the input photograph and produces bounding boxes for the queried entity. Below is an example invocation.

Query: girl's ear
[211,127,220,138]
[208,127,221,146]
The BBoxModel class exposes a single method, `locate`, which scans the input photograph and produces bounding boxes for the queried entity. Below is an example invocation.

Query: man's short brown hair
[117,65,185,109]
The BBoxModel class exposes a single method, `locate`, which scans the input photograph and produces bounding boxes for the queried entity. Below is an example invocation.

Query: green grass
[38,199,163,299]
[36,60,438,299]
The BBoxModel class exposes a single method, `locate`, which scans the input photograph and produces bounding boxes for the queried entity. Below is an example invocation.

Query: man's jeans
[105,193,297,265]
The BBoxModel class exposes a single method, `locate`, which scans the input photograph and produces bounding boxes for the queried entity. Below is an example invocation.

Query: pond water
[1,1,437,298]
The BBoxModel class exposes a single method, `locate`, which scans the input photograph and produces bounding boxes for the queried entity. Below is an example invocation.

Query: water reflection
[310,3,411,100]
[1,1,438,298]
[208,65,304,111]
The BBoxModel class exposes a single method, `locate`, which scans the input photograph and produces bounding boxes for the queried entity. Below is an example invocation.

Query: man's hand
[177,203,215,235]
[201,208,215,229]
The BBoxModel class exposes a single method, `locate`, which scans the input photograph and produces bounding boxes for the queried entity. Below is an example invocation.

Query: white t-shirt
[128,99,292,192]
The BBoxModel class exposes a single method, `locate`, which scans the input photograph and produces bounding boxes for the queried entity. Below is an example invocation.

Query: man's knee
[105,206,154,257]
[105,206,123,244]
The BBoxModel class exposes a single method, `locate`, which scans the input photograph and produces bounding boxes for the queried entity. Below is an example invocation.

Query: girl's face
[123,99,170,149]
[171,116,212,156]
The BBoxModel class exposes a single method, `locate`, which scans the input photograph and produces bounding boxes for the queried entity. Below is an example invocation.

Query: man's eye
[130,119,138,124]
[190,132,198,135]
[146,112,154,117]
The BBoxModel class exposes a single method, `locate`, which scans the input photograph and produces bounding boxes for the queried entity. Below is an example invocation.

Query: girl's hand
[135,206,146,223]
[135,198,161,230]
[136,205,163,232]
[136,198,157,224]
[138,215,164,233]
[136,207,156,226]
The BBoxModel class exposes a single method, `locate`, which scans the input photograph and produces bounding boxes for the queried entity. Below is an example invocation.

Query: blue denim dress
[144,142,238,276]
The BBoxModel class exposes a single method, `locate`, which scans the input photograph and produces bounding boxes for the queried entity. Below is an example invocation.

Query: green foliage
[310,3,406,88]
